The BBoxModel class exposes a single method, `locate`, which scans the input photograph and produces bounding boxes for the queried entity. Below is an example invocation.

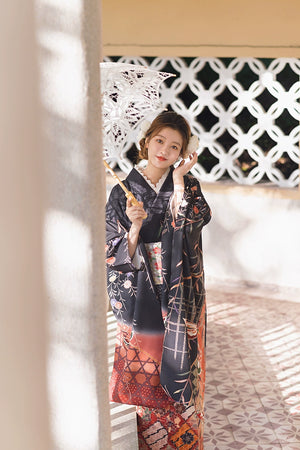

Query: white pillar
[0,1,51,449]
[36,0,111,448]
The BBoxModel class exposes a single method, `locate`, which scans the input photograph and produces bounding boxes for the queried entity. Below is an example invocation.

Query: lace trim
[135,165,170,194]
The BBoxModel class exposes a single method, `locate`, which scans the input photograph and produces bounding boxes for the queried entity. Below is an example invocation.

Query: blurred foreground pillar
[0,1,51,449]
[37,0,111,448]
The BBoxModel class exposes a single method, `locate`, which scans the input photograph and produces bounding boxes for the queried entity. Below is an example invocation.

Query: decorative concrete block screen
[104,56,300,188]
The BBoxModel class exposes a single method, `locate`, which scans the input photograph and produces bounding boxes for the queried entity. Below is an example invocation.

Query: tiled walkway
[108,282,300,449]
[204,282,300,450]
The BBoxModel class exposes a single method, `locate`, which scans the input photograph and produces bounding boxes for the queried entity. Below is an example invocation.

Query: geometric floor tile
[227,409,271,427]
[204,281,300,450]
[232,426,279,444]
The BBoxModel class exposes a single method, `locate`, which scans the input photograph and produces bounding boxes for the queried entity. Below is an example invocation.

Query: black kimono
[106,166,211,413]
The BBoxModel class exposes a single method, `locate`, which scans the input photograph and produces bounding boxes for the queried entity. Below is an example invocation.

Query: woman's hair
[138,111,191,161]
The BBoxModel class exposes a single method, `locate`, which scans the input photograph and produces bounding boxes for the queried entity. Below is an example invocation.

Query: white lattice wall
[104,56,300,188]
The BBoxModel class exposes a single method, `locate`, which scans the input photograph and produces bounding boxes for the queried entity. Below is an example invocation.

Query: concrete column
[0,1,51,449]
[37,0,111,449]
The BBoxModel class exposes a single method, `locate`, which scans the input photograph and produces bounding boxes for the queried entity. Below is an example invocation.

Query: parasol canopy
[100,62,175,171]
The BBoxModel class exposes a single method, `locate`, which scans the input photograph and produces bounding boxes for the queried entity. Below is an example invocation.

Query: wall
[0,1,50,449]
[102,0,300,57]
[203,184,300,289]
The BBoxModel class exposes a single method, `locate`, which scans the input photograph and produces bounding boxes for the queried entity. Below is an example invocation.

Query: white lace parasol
[100,62,175,172]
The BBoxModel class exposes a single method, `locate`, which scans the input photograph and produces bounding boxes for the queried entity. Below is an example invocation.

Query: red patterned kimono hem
[136,403,204,449]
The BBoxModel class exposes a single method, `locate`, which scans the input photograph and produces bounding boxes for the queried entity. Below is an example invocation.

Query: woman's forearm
[171,182,184,218]
[128,224,141,258]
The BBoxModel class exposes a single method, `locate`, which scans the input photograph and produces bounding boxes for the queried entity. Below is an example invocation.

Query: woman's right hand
[126,198,146,229]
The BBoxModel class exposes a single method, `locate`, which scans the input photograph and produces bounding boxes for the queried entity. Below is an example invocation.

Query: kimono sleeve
[106,185,141,273]
[174,175,211,230]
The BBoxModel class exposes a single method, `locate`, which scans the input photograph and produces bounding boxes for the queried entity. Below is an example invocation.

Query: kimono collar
[134,165,171,194]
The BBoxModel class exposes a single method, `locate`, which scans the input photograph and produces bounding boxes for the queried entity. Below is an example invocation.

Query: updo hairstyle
[138,111,191,161]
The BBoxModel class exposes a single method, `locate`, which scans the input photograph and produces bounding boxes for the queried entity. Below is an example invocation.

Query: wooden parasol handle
[103,160,141,207]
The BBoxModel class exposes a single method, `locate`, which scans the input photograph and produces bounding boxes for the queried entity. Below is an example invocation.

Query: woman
[106,111,211,449]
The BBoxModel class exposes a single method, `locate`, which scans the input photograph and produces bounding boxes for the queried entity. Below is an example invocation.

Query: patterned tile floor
[204,281,300,450]
[108,281,300,449]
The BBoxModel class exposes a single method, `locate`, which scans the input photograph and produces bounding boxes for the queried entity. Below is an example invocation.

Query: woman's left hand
[173,151,198,184]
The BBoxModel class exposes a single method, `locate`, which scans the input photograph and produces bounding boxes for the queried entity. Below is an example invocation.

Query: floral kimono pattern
[106,167,211,413]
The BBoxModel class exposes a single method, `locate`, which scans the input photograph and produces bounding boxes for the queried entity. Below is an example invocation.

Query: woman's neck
[143,165,168,186]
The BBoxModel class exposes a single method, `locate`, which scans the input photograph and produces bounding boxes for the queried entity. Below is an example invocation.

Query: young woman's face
[146,127,183,170]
